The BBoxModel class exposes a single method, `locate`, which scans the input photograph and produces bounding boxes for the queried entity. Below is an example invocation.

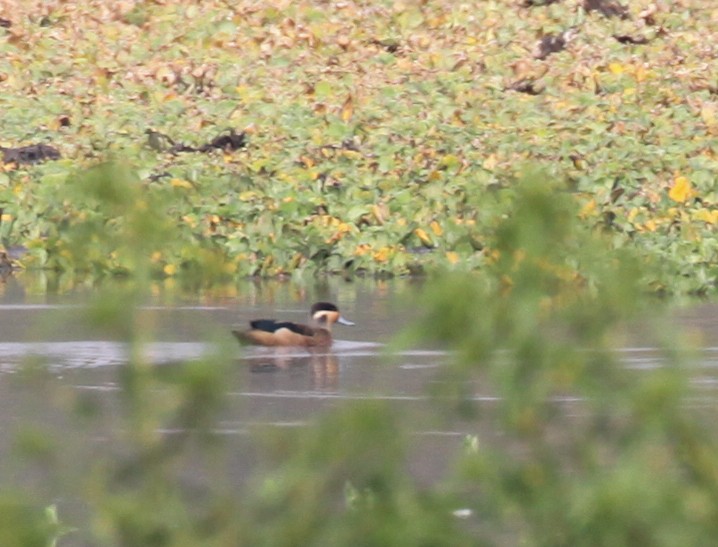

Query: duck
[232,302,354,347]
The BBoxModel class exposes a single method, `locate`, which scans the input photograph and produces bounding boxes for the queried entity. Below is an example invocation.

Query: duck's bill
[337,316,355,326]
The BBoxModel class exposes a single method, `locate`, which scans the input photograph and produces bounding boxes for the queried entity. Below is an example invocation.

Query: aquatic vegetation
[1,1,718,291]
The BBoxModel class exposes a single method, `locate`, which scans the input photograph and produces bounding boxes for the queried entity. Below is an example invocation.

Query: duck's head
[310,302,354,329]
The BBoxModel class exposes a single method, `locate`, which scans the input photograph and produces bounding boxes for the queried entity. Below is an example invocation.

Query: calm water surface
[0,276,465,496]
[0,273,718,537]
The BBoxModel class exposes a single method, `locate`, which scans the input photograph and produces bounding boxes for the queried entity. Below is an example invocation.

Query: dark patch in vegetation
[506,78,544,95]
[320,139,361,153]
[609,179,625,203]
[0,18,11,28]
[584,0,629,19]
[1,143,60,165]
[147,171,172,182]
[613,34,650,45]
[145,129,247,154]
[524,0,561,6]
[200,129,247,153]
[638,6,658,26]
[369,38,400,53]
[534,29,577,59]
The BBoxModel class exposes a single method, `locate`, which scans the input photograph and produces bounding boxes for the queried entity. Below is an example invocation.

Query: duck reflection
[247,348,340,390]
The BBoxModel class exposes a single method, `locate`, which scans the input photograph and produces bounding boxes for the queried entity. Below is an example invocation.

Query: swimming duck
[233,302,354,347]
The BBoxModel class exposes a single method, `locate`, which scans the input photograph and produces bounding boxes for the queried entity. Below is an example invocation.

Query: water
[0,276,468,500]
[1,273,718,542]
[0,278,718,431]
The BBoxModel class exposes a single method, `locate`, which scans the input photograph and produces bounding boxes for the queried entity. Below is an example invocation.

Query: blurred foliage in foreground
[408,172,718,545]
[5,167,718,546]
[2,0,718,292]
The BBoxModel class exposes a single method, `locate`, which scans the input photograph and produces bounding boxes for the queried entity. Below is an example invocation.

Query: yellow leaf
[428,169,442,182]
[163,264,177,276]
[579,199,597,218]
[341,94,354,123]
[170,178,193,189]
[415,228,433,246]
[430,220,443,236]
[608,63,624,75]
[694,208,718,224]
[669,175,694,203]
[373,246,391,263]
[445,251,459,265]
[340,149,361,160]
[354,244,371,256]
